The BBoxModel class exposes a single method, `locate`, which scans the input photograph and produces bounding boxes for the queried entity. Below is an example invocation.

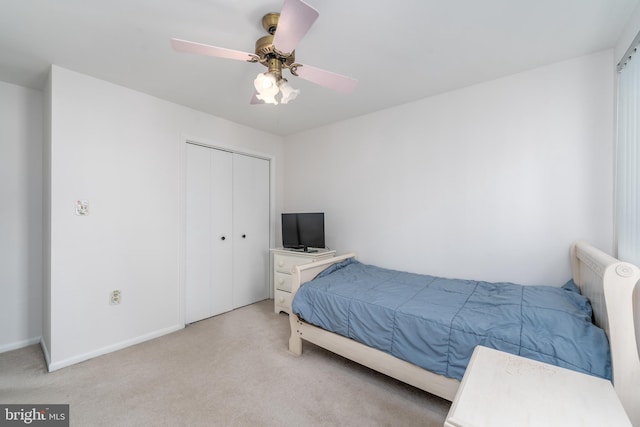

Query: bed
[287,241,640,425]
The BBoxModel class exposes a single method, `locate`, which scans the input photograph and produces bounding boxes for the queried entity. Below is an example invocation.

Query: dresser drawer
[274,289,292,314]
[271,248,336,314]
[274,254,313,274]
[274,272,293,292]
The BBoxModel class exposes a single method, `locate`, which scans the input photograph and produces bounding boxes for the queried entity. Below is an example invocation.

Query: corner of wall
[42,66,53,358]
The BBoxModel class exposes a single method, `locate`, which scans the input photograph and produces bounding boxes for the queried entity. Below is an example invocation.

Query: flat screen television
[282,212,325,252]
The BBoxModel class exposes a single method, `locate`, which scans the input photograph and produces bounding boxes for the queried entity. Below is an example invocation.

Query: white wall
[283,51,615,286]
[44,66,284,370]
[0,82,43,352]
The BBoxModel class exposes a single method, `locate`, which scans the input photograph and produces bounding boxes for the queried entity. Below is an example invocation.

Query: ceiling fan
[170,0,357,105]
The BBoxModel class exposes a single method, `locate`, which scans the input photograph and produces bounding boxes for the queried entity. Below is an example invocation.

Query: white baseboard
[40,339,52,367]
[0,337,41,354]
[46,324,183,372]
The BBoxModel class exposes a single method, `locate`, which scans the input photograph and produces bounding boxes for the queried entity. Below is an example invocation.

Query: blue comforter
[292,259,611,381]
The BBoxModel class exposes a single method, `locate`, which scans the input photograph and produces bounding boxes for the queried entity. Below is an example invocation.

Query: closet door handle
[221,236,226,241]
[242,234,247,239]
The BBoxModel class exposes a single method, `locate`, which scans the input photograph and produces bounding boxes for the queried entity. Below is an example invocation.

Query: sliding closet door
[209,149,234,315]
[232,153,270,308]
[185,144,211,323]
[185,144,233,323]
[186,144,270,322]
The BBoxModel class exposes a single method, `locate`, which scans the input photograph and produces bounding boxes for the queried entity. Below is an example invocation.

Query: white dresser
[271,248,336,314]
[445,346,631,427]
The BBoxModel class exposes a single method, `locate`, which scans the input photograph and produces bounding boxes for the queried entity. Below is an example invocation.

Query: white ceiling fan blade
[170,38,255,62]
[293,64,358,93]
[272,0,319,55]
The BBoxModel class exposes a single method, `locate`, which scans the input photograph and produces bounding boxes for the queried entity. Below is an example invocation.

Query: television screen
[282,213,325,251]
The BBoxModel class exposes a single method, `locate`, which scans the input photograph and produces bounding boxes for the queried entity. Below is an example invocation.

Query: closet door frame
[180,136,275,326]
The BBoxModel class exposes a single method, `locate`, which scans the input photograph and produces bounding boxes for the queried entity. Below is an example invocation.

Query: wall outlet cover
[75,200,89,216]
[110,290,121,305]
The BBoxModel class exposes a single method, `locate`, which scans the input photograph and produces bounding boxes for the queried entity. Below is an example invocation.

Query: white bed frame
[288,241,640,425]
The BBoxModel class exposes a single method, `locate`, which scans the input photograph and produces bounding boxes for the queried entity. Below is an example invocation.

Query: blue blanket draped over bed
[292,259,611,381]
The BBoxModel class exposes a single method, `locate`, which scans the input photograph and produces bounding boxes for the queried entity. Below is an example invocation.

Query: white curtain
[617,37,640,265]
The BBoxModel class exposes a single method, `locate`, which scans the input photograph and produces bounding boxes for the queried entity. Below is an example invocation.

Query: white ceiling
[1,0,638,136]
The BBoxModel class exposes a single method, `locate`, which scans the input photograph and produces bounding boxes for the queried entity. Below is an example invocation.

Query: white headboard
[570,241,640,425]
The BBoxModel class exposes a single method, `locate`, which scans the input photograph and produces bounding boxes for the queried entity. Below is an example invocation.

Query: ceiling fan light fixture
[279,79,300,104]
[254,72,280,104]
[253,72,300,105]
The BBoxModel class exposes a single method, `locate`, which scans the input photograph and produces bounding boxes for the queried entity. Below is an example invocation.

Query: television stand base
[286,247,319,253]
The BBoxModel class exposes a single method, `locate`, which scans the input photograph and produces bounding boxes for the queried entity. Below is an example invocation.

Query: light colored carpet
[0,300,450,426]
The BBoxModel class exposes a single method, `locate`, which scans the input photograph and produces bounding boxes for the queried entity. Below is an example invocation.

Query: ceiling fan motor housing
[256,13,295,69]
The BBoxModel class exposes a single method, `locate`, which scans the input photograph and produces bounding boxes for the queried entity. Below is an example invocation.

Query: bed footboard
[571,241,640,426]
[290,253,357,295]
[288,253,356,356]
